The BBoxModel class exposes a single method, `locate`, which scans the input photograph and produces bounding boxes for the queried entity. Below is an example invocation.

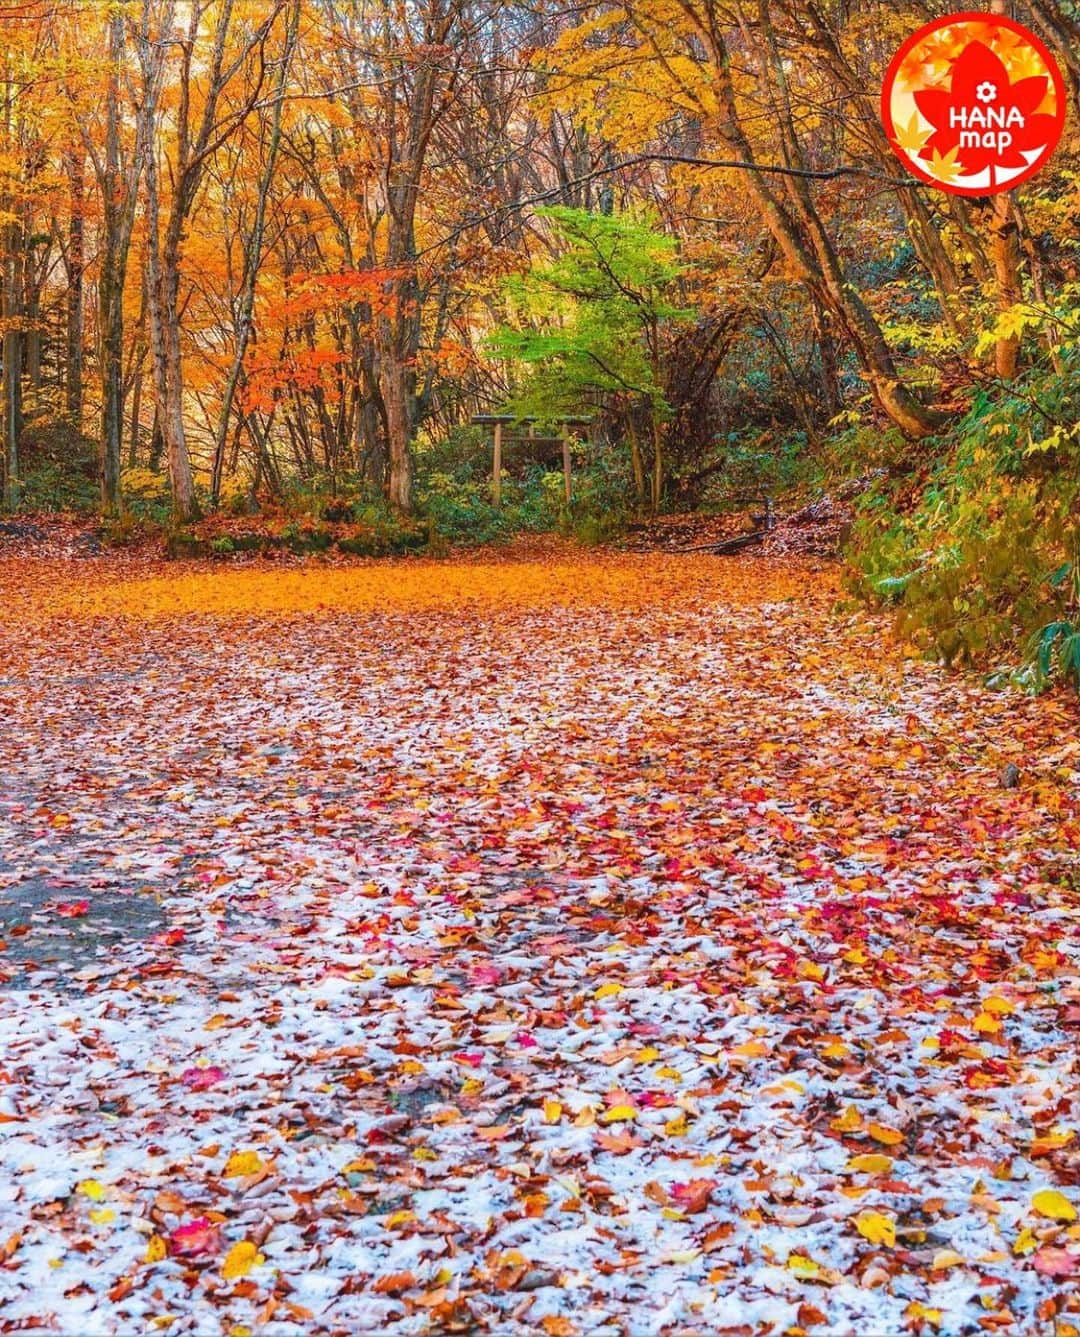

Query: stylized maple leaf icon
[913,40,1056,181]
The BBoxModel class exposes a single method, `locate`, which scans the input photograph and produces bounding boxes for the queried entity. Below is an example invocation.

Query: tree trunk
[988,0,1022,380]
[97,9,131,512]
[1,59,21,507]
[65,151,84,423]
[672,4,946,438]
[627,421,646,510]
[650,418,663,512]
[210,0,298,505]
[128,368,144,467]
[990,194,1022,379]
[810,292,842,421]
[1,262,20,509]
[99,268,124,509]
[145,152,198,522]
[378,346,414,511]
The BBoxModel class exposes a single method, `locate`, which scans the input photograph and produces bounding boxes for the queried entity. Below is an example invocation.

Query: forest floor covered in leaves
[0,550,1077,1336]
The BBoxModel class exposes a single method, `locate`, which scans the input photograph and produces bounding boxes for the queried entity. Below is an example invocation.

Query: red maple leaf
[169,1218,221,1258]
[914,41,1056,179]
[180,1065,227,1090]
[54,900,90,919]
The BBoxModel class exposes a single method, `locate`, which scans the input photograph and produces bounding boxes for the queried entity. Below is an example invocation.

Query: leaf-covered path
[0,553,1077,1335]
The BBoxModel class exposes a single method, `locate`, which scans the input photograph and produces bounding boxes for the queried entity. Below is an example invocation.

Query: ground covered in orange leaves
[0,551,1077,1335]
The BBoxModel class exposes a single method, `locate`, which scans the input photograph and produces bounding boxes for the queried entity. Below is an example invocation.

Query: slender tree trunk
[128,367,144,467]
[810,292,842,421]
[65,151,84,423]
[987,0,1022,380]
[99,258,124,509]
[627,420,646,511]
[25,242,41,395]
[97,9,131,512]
[650,418,663,512]
[148,409,163,472]
[1,271,20,509]
[1,57,21,507]
[210,0,298,505]
[990,194,1022,379]
[378,346,414,511]
[1014,197,1062,374]
[146,152,198,522]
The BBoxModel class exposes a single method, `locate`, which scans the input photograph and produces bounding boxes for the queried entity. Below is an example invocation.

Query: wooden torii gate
[471,415,592,507]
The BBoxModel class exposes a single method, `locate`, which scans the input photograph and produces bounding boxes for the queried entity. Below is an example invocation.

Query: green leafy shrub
[120,467,173,524]
[415,427,563,544]
[10,416,98,513]
[848,353,1080,678]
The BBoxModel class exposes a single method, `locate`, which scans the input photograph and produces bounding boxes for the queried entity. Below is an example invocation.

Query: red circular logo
[881,11,1066,196]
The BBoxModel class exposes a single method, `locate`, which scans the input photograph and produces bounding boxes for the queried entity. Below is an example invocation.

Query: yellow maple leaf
[787,1253,821,1280]
[1013,1227,1039,1256]
[144,1234,167,1264]
[1031,1189,1077,1222]
[600,1104,636,1124]
[732,1040,768,1059]
[868,1122,904,1146]
[831,1105,863,1133]
[223,1150,264,1179]
[932,1248,964,1270]
[221,1240,262,1280]
[342,1158,375,1175]
[855,1211,896,1247]
[846,1153,892,1174]
[1002,45,1045,82]
[664,1113,688,1137]
[77,1180,106,1202]
[543,1099,563,1124]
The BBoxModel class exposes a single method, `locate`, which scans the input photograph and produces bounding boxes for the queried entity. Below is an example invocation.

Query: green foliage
[120,467,173,524]
[15,459,98,513]
[819,419,913,480]
[10,416,98,513]
[488,207,691,424]
[418,465,560,545]
[701,430,812,507]
[414,425,547,543]
[848,353,1080,678]
[413,425,628,546]
[556,448,631,544]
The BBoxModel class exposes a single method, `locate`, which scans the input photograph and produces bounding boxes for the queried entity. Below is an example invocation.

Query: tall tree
[140,0,283,520]
[74,3,165,511]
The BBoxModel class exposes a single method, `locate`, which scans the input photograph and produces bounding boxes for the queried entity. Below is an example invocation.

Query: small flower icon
[976,81,998,103]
